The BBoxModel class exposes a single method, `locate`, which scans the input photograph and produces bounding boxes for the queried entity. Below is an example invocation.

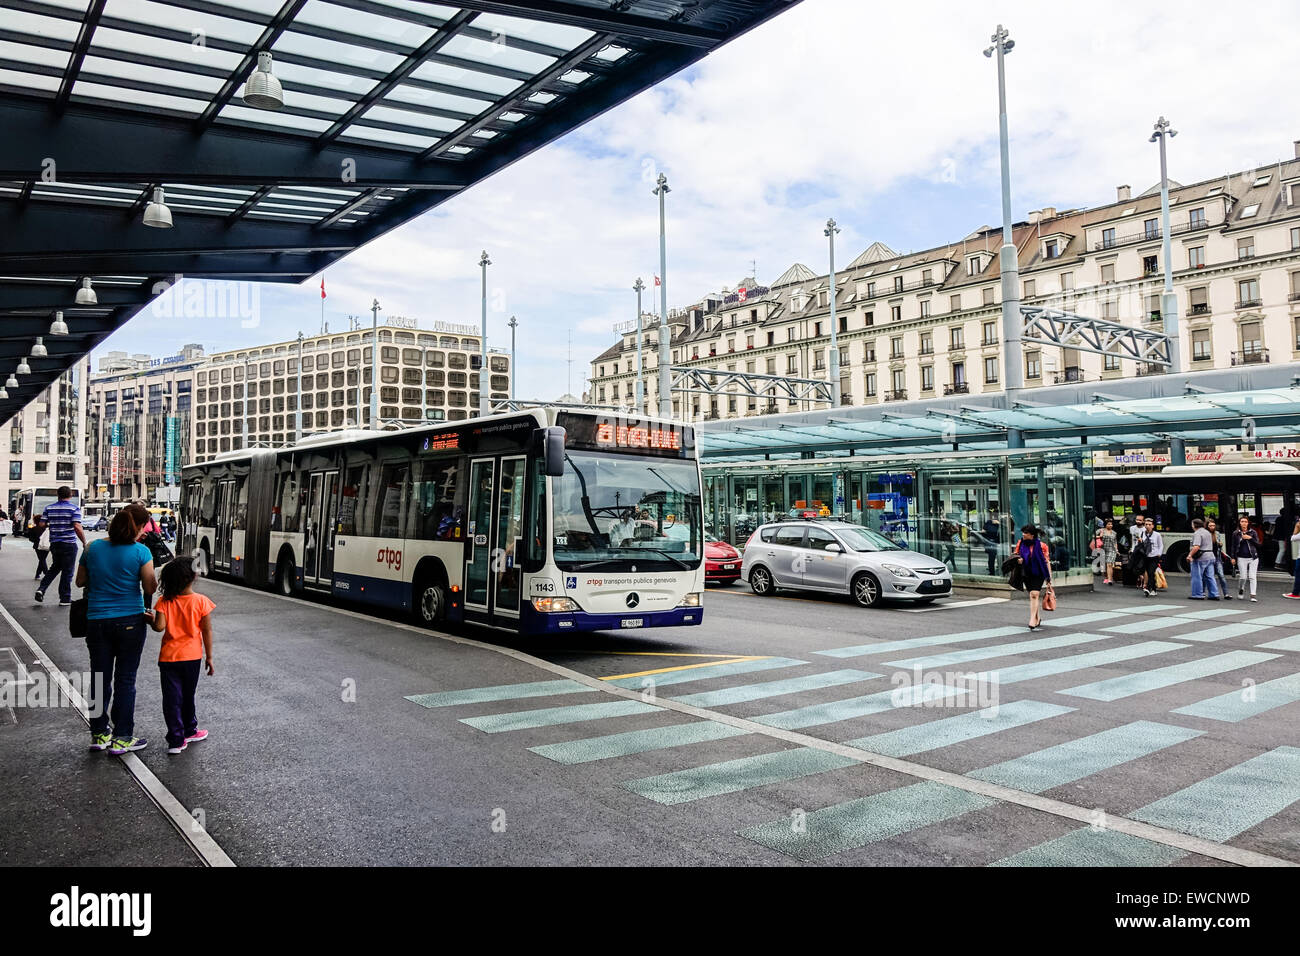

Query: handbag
[1042,585,1056,611]
[1154,566,1168,590]
[69,558,88,639]
[142,529,174,566]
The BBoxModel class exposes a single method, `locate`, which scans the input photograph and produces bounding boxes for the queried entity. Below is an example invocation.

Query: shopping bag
[1154,566,1168,590]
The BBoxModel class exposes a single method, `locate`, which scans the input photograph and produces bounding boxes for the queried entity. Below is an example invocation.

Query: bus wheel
[414,576,448,627]
[275,554,296,596]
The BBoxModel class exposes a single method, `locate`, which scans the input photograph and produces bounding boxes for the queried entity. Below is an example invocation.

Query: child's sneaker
[184,729,209,744]
[108,736,147,754]
[167,741,188,755]
[89,731,112,751]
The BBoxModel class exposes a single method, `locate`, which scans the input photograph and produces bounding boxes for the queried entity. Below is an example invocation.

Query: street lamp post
[1151,117,1183,380]
[506,315,517,404]
[654,175,672,419]
[633,278,645,415]
[295,331,304,442]
[825,218,841,407]
[985,24,1024,447]
[479,251,491,417]
[368,298,380,428]
[420,344,429,419]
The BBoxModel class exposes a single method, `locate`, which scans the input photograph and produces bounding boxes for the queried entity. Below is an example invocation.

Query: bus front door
[463,456,526,622]
[303,470,339,586]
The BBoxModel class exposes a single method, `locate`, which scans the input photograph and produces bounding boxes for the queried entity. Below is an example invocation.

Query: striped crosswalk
[404,596,1300,865]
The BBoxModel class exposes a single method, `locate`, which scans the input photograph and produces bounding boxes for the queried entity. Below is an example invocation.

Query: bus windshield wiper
[630,548,690,569]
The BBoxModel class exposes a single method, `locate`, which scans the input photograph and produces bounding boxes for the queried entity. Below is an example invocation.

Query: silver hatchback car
[741,520,953,607]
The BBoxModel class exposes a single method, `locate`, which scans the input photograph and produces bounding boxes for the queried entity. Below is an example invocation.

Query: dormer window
[967,256,983,275]
[1044,239,1059,259]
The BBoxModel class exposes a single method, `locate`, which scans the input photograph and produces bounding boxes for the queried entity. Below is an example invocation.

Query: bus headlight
[532,596,581,613]
[679,592,703,607]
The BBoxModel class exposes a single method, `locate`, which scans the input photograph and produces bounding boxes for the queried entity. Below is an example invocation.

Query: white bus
[179,408,704,635]
[14,486,82,531]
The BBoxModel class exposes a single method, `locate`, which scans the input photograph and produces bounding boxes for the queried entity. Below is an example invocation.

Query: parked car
[89,515,109,531]
[704,533,741,585]
[741,519,952,607]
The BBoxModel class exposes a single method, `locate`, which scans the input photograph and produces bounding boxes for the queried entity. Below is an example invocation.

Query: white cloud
[96,0,1299,401]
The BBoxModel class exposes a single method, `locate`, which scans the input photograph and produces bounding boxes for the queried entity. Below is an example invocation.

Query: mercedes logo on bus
[625,592,640,609]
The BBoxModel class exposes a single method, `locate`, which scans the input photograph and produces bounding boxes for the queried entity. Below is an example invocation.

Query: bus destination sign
[558,413,691,458]
[420,432,460,453]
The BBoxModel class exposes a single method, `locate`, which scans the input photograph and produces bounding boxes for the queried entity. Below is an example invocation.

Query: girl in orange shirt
[149,557,215,754]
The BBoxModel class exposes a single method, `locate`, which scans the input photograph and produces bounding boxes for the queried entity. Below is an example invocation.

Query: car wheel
[851,572,882,608]
[749,566,775,596]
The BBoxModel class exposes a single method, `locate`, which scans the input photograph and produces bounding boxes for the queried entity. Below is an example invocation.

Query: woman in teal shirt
[76,504,157,755]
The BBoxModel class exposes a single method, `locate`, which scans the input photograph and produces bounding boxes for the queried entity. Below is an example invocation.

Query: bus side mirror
[534,426,566,478]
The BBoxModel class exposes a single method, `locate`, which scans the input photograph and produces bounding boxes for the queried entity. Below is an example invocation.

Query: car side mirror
[824,542,843,553]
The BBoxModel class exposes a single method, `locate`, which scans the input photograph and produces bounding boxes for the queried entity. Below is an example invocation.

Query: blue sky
[98,0,1299,399]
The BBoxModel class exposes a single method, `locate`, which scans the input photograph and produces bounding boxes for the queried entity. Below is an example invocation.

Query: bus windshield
[552,451,702,571]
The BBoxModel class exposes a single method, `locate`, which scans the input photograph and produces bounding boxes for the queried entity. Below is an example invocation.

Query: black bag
[142,530,174,566]
[70,558,87,638]
[1132,537,1150,559]
[1007,563,1024,591]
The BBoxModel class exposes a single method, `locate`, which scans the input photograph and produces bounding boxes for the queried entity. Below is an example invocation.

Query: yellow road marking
[600,656,766,681]
[546,651,755,659]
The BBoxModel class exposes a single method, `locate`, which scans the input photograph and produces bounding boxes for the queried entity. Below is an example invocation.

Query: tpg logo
[376,547,402,572]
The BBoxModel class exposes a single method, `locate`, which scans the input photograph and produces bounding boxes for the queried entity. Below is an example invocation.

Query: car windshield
[834,526,905,552]
[551,451,702,571]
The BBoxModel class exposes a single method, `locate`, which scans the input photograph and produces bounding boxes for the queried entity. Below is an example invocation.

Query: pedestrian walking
[1098,519,1118,584]
[1140,518,1163,597]
[77,504,158,755]
[1128,514,1148,589]
[1230,515,1261,601]
[1014,523,1053,630]
[148,557,215,755]
[1206,519,1230,599]
[1285,519,1300,600]
[35,487,86,606]
[983,511,1000,575]
[1187,518,1220,600]
[33,520,50,579]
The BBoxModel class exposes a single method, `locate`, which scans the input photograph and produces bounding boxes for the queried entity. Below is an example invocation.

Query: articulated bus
[179,408,705,635]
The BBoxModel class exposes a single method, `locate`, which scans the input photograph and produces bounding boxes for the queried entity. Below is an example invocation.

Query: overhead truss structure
[0,0,801,421]
[670,365,835,407]
[1020,304,1172,367]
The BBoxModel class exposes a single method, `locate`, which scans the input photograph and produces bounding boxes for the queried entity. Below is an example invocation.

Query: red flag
[320,278,326,299]
[654,276,661,286]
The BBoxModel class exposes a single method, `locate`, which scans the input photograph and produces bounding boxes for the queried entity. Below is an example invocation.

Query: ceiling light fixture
[31,337,47,358]
[5,373,18,389]
[143,187,173,228]
[17,357,31,375]
[75,278,97,305]
[50,311,69,336]
[242,51,284,110]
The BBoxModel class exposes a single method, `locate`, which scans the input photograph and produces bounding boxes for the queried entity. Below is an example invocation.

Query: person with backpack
[1230,514,1261,601]
[1140,517,1164,598]
[1014,523,1053,630]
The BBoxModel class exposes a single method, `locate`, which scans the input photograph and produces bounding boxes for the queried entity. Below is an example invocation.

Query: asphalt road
[2,540,1297,867]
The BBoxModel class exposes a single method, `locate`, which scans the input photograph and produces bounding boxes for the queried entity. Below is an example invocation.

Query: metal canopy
[0,0,801,420]
[696,363,1300,459]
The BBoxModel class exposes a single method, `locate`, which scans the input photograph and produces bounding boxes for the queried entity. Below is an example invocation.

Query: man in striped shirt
[36,486,86,606]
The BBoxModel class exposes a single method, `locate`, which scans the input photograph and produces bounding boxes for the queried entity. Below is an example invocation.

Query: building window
[787,355,798,373]
[982,287,995,306]
[1189,207,1206,228]
[967,256,982,275]
[890,305,902,322]
[1143,217,1160,239]
[1104,350,1121,371]
[1045,239,1059,259]
[1023,278,1035,298]
[922,268,933,285]
[787,328,796,342]
[1188,246,1205,269]
[893,276,903,293]
[1101,299,1118,319]
[920,366,934,391]
[1142,254,1159,276]
[890,336,904,359]
[865,372,877,396]
[984,357,999,384]
[1292,226,1300,250]
[1060,271,1074,290]
[1238,278,1261,307]
[867,281,876,297]
[952,361,966,385]
[982,322,997,346]
[813,350,825,371]
[951,327,965,349]
[1238,237,1255,259]
[1025,352,1041,379]
[863,311,874,327]
[766,358,776,374]
[949,294,961,312]
[863,342,876,362]
[1192,330,1212,362]
[1101,227,1116,249]
[891,369,906,393]
[1294,316,1300,352]
[1100,263,1115,283]
[1188,286,1209,315]
[919,299,931,318]
[919,332,933,355]
[9,462,20,480]
[1239,321,1263,355]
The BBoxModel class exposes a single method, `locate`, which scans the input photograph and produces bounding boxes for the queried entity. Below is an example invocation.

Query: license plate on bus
[621,618,644,628]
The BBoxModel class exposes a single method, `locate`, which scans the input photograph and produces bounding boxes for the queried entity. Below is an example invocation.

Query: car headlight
[679,592,703,607]
[532,597,581,612]
[881,564,917,578]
